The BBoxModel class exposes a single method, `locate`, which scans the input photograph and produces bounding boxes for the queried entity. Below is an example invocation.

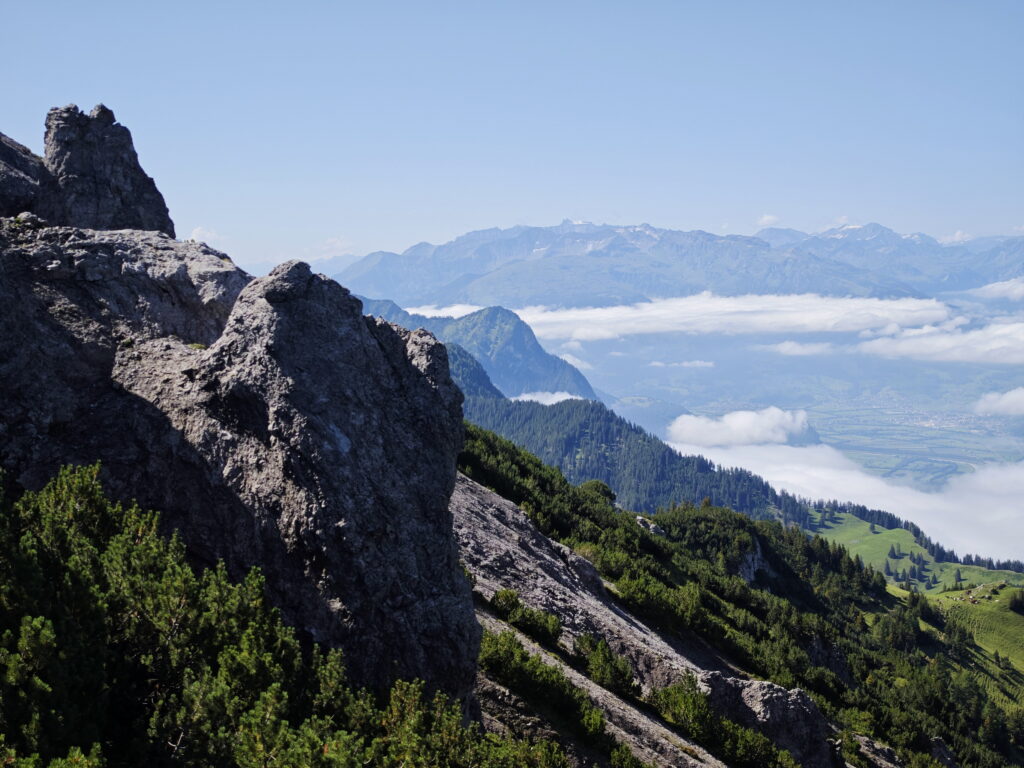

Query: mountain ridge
[339,220,1024,308]
[359,297,597,399]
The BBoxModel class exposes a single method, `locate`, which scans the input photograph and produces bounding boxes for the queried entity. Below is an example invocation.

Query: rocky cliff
[0,108,479,700]
[0,104,174,235]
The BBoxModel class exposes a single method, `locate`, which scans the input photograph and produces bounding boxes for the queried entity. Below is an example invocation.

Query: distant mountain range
[359,297,596,399]
[338,220,1024,307]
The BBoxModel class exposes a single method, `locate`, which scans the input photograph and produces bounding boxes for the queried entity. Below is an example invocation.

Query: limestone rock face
[0,218,478,700]
[451,473,709,692]
[854,735,904,768]
[39,105,175,236]
[0,105,174,235]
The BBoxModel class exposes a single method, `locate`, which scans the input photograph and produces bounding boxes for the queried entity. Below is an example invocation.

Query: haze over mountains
[342,218,1024,561]
[339,220,1024,308]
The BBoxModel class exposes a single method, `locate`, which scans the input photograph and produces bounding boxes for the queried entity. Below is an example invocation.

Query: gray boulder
[0,218,478,700]
[701,671,839,767]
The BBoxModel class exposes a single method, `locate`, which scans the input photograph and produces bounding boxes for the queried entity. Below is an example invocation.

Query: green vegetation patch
[461,422,1024,768]
[0,466,568,768]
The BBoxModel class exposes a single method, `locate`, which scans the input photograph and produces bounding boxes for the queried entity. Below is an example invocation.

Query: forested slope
[463,396,810,526]
[459,424,1024,768]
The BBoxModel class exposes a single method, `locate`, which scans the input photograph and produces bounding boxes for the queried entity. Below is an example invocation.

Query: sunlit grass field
[807,509,1024,594]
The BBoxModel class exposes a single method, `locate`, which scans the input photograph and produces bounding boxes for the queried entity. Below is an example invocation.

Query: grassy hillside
[808,510,1024,594]
[815,510,1024,711]
[936,584,1024,670]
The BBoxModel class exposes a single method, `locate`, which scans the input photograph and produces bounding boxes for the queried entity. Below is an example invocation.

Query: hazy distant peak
[819,222,894,240]
[754,227,810,248]
[902,232,941,247]
[557,218,603,234]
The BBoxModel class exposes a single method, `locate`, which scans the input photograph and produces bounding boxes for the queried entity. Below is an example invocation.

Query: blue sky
[4,1,1022,273]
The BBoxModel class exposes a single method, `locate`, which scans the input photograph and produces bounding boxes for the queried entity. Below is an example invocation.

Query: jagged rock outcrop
[0,105,174,235]
[853,735,904,768]
[0,215,478,700]
[701,671,838,767]
[452,473,844,764]
[930,736,960,768]
[737,535,767,582]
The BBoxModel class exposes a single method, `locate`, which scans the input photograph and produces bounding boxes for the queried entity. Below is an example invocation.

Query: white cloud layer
[667,407,809,447]
[649,360,715,368]
[971,277,1024,301]
[516,293,950,341]
[188,226,225,244]
[939,230,972,244]
[857,321,1024,364]
[761,341,834,356]
[757,213,779,227]
[405,304,484,318]
[974,387,1024,416]
[666,442,1024,561]
[512,391,583,406]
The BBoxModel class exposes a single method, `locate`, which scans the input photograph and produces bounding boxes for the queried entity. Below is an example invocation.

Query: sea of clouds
[506,286,1024,366]
[667,436,1024,562]
[418,288,1024,561]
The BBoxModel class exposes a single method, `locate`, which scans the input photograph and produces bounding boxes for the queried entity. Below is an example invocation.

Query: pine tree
[884,559,892,576]
[888,544,897,559]
[955,568,963,583]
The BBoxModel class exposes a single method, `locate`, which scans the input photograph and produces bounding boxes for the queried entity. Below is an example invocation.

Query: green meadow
[807,509,1024,594]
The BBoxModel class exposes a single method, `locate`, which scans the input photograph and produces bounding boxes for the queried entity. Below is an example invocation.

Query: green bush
[649,676,798,768]
[479,630,604,742]
[489,589,562,646]
[0,466,568,768]
[573,634,637,698]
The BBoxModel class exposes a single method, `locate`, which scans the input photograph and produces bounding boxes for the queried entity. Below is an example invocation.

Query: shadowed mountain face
[340,220,1024,308]
[361,297,597,399]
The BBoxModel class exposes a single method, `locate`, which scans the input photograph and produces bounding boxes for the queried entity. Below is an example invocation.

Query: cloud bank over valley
[667,407,810,447]
[516,293,950,342]
[667,441,1024,562]
[974,387,1024,416]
